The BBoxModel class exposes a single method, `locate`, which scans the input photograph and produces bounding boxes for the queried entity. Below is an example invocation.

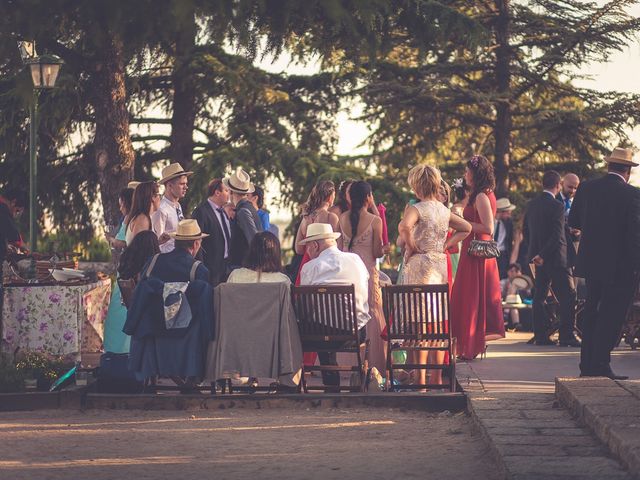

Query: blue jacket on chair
[123,248,214,379]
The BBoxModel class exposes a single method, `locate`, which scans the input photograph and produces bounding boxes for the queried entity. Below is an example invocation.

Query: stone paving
[457,333,638,479]
[557,377,640,477]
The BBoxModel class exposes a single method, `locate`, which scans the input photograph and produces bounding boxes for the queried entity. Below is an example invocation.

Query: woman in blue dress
[103,187,134,353]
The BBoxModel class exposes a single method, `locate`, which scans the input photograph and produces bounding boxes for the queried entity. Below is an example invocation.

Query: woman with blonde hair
[398,164,471,387]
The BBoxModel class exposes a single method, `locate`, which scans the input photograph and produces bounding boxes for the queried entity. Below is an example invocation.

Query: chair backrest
[382,284,450,340]
[291,285,357,342]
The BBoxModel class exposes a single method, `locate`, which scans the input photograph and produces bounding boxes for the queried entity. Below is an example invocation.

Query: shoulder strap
[144,253,160,279]
[190,260,202,282]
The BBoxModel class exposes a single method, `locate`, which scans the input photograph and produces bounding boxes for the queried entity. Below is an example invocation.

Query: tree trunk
[169,10,197,171]
[493,0,511,197]
[91,32,135,225]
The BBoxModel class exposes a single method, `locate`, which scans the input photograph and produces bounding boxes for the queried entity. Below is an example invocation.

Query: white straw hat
[168,219,209,240]
[158,163,193,184]
[496,198,516,212]
[604,147,638,167]
[298,223,341,245]
[223,167,255,194]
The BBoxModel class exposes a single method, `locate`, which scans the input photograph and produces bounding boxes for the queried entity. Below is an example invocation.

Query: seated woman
[118,230,161,281]
[227,231,290,284]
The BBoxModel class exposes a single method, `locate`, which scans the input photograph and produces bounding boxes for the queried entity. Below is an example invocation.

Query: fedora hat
[496,198,516,212]
[168,219,209,240]
[127,181,141,189]
[158,163,193,184]
[605,147,638,167]
[298,223,341,245]
[223,167,255,194]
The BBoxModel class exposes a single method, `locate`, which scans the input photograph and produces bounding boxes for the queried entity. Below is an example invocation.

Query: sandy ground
[0,408,499,480]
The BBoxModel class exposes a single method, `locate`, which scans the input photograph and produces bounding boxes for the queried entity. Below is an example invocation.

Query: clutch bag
[467,238,500,259]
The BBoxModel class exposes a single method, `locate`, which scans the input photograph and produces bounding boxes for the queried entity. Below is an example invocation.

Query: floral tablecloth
[1,279,111,357]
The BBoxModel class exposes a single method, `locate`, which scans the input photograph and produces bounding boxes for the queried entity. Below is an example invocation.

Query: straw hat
[605,147,638,167]
[127,181,141,189]
[168,219,209,240]
[496,198,516,212]
[298,223,341,245]
[223,167,255,194]
[158,163,193,184]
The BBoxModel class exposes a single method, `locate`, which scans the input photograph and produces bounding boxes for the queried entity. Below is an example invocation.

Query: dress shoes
[580,370,629,381]
[558,336,581,347]
[533,338,557,346]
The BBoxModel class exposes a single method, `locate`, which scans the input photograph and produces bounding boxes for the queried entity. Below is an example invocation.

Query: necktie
[217,208,231,244]
[564,197,571,212]
[176,206,184,221]
[494,220,501,242]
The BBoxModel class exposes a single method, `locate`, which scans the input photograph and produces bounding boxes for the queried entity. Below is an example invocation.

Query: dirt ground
[0,408,500,480]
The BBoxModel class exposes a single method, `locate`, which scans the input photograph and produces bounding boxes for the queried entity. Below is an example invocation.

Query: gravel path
[0,408,499,480]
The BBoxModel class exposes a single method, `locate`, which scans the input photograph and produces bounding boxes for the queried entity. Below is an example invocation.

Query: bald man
[556,173,581,269]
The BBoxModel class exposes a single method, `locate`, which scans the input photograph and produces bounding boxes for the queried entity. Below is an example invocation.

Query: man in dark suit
[524,170,580,346]
[494,198,516,278]
[192,178,232,287]
[556,173,580,268]
[569,147,640,380]
[224,168,263,267]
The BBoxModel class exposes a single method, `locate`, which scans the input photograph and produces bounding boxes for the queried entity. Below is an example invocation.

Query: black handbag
[467,234,500,259]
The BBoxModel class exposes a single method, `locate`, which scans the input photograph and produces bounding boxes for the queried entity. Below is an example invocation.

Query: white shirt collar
[162,195,179,207]
[608,172,628,183]
[318,245,340,259]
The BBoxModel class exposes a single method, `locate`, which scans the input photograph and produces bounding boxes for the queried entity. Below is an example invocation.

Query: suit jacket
[192,200,229,286]
[524,192,567,269]
[555,192,578,268]
[494,217,514,255]
[140,248,210,284]
[568,173,640,283]
[230,199,263,266]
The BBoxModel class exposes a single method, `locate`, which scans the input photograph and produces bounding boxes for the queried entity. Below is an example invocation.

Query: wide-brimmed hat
[496,198,516,212]
[223,167,255,194]
[605,147,638,167]
[298,223,341,245]
[168,219,209,240]
[127,181,141,189]
[158,163,193,184]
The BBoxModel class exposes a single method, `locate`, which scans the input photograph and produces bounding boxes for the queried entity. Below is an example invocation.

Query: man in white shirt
[152,163,193,253]
[299,223,370,389]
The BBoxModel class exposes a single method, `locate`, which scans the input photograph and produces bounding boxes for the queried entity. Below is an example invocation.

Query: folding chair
[382,284,456,392]
[291,285,369,392]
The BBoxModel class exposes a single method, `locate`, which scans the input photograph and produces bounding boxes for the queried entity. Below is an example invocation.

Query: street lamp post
[17,42,63,252]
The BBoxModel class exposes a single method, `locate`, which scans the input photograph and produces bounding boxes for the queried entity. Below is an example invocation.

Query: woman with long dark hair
[228,232,290,283]
[450,155,505,360]
[126,181,161,245]
[328,179,353,216]
[118,230,161,281]
[338,180,387,373]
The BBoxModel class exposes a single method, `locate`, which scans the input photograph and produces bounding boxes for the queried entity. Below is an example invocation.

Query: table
[1,278,111,357]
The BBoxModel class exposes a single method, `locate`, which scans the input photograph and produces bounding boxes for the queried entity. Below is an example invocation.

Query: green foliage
[15,351,72,382]
[82,238,112,262]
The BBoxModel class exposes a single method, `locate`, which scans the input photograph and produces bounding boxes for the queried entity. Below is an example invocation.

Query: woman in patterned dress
[399,165,471,386]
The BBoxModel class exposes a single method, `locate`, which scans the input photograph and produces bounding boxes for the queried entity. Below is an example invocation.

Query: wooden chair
[382,284,456,392]
[291,285,369,392]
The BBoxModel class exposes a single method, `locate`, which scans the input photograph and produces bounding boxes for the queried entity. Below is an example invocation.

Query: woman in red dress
[450,155,505,359]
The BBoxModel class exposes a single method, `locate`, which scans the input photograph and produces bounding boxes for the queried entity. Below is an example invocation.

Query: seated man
[298,223,370,389]
[125,220,211,392]
[501,263,523,330]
